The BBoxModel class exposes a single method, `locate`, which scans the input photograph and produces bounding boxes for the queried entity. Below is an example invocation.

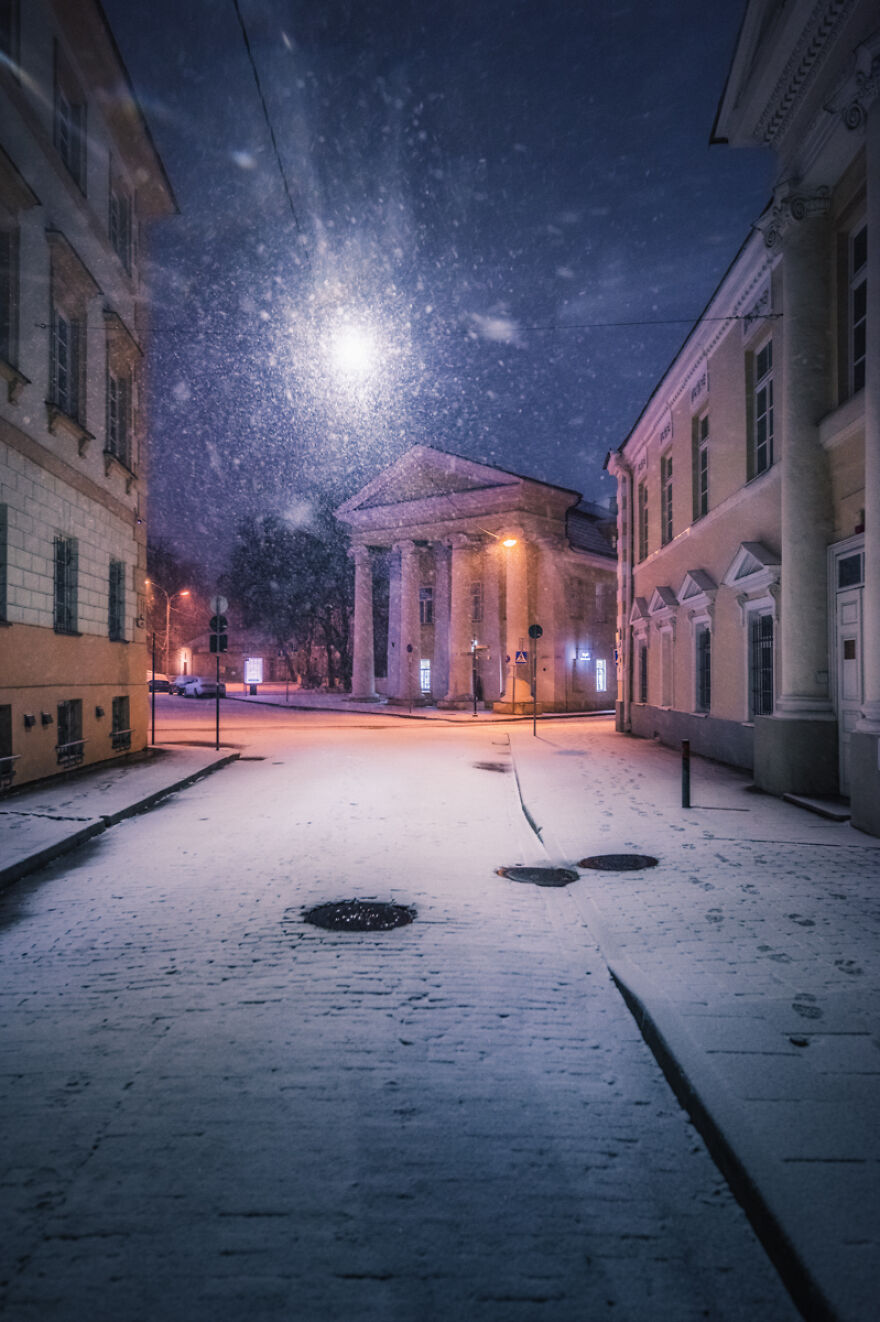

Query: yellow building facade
[609,0,879,834]
[0,1,175,790]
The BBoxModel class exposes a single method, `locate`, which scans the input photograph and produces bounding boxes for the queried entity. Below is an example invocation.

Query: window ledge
[53,627,81,637]
[46,403,94,455]
[103,448,137,492]
[0,358,30,403]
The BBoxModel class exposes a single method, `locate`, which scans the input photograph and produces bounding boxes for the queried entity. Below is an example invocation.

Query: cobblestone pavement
[0,717,799,1321]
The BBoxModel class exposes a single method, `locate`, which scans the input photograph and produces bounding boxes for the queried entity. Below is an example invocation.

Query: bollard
[681,739,691,808]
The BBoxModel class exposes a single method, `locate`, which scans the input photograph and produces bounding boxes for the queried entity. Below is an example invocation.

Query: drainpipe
[606,451,633,732]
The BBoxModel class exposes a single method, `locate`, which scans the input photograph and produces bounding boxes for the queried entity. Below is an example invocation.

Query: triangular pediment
[649,585,678,614]
[336,445,520,520]
[723,541,780,587]
[677,569,717,605]
[629,596,650,624]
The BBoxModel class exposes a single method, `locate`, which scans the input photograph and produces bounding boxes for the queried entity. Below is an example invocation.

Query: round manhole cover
[497,866,580,887]
[578,854,659,871]
[303,900,416,932]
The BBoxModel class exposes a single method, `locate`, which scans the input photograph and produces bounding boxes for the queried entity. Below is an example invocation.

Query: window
[838,552,864,589]
[109,559,125,640]
[0,503,6,621]
[106,369,131,467]
[54,49,87,191]
[53,535,78,634]
[695,625,711,713]
[109,181,132,271]
[660,629,673,708]
[750,339,774,477]
[637,480,649,561]
[637,640,648,704]
[419,659,431,693]
[850,225,866,396]
[595,658,607,692]
[50,304,83,421]
[56,699,83,766]
[749,613,774,718]
[418,586,433,626]
[660,450,673,545]
[111,695,131,750]
[470,580,483,623]
[693,414,709,520]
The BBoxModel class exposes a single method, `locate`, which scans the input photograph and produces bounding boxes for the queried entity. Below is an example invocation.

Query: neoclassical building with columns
[335,446,617,714]
[608,0,880,834]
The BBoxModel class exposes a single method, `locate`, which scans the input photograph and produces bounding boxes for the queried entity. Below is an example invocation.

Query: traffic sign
[528,623,543,639]
[515,650,528,663]
[209,594,228,615]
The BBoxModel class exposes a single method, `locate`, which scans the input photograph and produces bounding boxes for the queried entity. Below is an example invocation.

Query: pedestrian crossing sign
[515,650,528,663]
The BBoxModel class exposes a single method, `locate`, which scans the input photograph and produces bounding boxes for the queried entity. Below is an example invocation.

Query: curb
[0,753,240,891]
[607,957,834,1322]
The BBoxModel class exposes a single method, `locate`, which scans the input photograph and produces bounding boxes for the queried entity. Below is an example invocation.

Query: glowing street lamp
[145,578,190,675]
[330,325,376,377]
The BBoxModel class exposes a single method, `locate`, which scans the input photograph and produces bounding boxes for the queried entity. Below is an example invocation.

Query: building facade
[608,0,879,834]
[0,0,175,789]
[336,446,617,713]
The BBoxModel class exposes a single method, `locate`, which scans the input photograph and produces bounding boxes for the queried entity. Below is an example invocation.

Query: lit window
[595,658,607,691]
[419,658,431,693]
[419,586,433,625]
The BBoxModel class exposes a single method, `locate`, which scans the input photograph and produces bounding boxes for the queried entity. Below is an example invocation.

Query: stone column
[396,540,421,703]
[500,530,531,704]
[753,185,837,794]
[482,543,503,701]
[386,550,401,696]
[349,545,378,700]
[847,70,880,834]
[444,534,474,704]
[432,541,450,699]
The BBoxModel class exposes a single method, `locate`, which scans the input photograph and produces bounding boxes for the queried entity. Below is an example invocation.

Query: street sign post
[208,606,229,750]
[528,624,543,735]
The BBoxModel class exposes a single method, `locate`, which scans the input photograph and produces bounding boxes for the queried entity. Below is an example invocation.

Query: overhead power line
[231,0,307,253]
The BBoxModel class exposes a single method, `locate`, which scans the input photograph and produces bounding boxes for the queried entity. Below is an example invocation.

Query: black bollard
[682,739,691,808]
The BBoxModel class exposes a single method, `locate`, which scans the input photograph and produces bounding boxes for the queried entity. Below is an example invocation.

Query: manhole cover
[303,900,416,932]
[497,866,579,887]
[578,854,659,871]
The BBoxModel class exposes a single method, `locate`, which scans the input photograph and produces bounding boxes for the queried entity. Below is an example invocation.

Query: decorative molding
[677,569,717,619]
[46,402,94,455]
[754,0,858,148]
[741,279,773,339]
[722,541,781,593]
[103,448,137,493]
[0,358,29,404]
[834,31,880,133]
[757,182,831,250]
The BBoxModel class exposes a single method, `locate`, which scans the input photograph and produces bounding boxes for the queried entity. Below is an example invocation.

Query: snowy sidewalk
[0,746,238,888]
[508,719,880,1322]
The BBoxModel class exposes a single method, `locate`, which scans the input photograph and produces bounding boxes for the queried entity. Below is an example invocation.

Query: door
[835,586,863,795]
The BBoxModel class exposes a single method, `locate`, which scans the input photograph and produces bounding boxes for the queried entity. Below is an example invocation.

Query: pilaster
[349,545,378,701]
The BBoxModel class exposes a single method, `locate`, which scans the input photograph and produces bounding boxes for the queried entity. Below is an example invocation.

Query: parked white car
[171,675,199,695]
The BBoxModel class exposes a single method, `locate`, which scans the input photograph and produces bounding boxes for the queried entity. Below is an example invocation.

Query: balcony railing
[110,727,132,751]
[55,738,87,767]
[0,753,21,789]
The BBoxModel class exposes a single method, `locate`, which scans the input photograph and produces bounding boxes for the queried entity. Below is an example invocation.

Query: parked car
[148,672,172,693]
[190,678,226,698]
[171,675,200,695]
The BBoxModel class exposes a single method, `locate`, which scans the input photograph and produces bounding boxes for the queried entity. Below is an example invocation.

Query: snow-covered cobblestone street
[0,703,871,1319]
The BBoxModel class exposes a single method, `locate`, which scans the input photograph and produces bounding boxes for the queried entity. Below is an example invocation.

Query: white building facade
[0,1,175,788]
[609,0,880,835]
[336,446,617,714]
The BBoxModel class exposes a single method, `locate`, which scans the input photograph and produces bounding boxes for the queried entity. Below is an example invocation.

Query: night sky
[101,0,772,572]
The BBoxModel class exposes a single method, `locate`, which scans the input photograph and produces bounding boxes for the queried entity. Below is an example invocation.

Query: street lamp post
[145,579,190,676]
